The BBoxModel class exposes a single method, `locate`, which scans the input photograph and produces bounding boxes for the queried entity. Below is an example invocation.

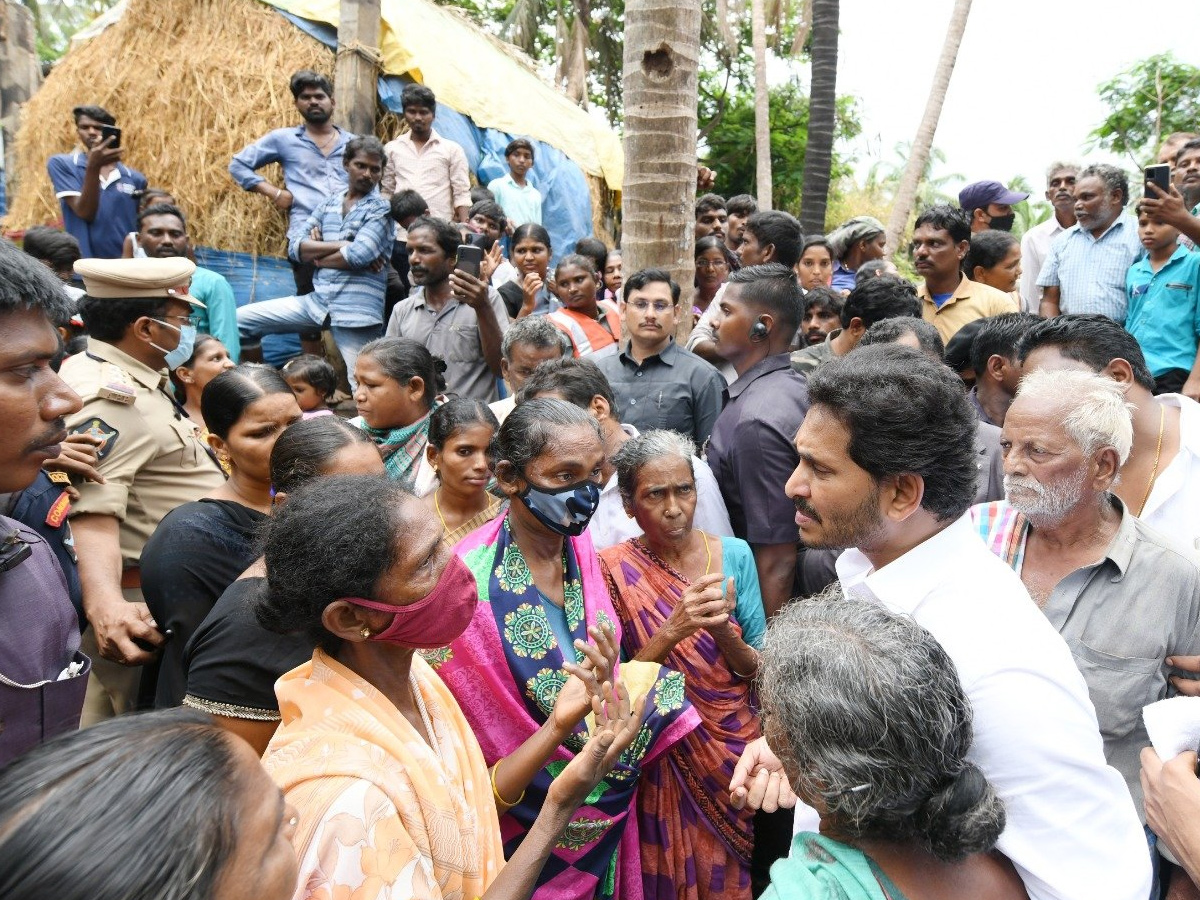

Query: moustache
[1003,475,1045,495]
[793,498,822,523]
[25,420,67,455]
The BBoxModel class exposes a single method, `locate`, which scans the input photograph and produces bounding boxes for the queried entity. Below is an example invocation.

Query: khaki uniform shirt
[919,274,1019,343]
[60,338,225,566]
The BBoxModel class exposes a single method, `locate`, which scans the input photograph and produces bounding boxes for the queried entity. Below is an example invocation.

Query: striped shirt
[287,189,392,328]
[1036,215,1142,323]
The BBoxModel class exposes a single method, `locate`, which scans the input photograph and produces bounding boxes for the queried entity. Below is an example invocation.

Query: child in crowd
[282,354,337,418]
[1126,204,1200,396]
[487,137,542,227]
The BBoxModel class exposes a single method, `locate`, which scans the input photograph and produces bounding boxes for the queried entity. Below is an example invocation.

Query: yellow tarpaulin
[264,0,624,190]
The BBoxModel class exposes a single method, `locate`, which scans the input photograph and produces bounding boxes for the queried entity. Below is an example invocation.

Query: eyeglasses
[155,313,193,325]
[696,260,729,271]
[627,300,675,314]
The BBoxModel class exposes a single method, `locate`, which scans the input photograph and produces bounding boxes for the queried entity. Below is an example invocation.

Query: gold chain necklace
[1136,404,1166,517]
[434,488,449,532]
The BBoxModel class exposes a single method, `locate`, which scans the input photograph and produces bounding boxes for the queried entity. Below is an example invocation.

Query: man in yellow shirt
[914,204,1018,343]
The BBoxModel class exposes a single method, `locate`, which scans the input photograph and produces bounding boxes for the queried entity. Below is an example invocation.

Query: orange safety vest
[547,301,622,359]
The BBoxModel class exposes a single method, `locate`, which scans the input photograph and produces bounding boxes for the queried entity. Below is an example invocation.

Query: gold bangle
[490,759,525,807]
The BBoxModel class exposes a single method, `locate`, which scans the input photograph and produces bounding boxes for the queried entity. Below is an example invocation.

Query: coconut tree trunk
[799,0,838,233]
[884,0,971,253]
[622,0,701,340]
[750,0,771,208]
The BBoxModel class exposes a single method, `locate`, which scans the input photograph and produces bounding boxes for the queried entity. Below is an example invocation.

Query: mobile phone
[100,124,121,149]
[1145,163,1171,197]
[455,244,484,279]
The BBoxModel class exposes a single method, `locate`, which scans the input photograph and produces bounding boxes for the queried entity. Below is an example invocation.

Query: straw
[5,0,332,256]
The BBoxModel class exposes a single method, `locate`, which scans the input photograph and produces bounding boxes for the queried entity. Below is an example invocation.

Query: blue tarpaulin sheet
[193,246,301,365]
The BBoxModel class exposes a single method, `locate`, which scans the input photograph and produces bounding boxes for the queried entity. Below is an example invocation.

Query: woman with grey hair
[758,596,1026,900]
[428,401,701,900]
[598,428,766,900]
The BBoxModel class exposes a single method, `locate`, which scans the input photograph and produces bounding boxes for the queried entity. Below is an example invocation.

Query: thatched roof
[6,0,334,254]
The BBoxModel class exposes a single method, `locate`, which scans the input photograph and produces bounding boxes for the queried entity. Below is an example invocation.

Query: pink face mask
[343,554,478,649]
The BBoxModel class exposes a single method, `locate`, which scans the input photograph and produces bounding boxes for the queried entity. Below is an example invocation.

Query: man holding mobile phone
[385,216,509,401]
[47,105,146,259]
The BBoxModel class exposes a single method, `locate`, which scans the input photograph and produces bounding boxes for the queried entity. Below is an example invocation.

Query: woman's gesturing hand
[548,680,645,809]
[550,622,621,734]
[664,572,730,642]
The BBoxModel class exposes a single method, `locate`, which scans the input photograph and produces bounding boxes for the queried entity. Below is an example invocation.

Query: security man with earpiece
[59,257,225,723]
[705,263,810,622]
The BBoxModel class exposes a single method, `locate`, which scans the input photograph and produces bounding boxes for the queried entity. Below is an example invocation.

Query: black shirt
[596,340,726,448]
[183,576,312,721]
[140,499,267,708]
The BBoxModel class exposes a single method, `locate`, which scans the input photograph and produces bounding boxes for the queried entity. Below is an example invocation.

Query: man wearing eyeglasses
[596,268,725,448]
[58,257,225,723]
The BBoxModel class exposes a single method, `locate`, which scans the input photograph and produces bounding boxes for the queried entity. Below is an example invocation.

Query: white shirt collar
[835,513,981,615]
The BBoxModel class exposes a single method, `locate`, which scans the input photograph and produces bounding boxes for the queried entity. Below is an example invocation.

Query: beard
[302,106,331,125]
[797,487,886,552]
[1004,467,1087,525]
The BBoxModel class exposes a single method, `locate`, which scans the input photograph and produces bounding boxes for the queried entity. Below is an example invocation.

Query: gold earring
[360,627,371,639]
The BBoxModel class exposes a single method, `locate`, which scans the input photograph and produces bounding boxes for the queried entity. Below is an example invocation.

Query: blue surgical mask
[151,319,197,370]
[518,476,602,537]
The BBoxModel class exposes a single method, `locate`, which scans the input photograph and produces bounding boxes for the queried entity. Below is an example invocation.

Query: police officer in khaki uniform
[61,257,225,722]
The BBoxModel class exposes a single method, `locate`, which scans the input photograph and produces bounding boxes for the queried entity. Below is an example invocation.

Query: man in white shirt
[1018,314,1200,552]
[1019,162,1078,312]
[380,84,471,234]
[517,356,732,549]
[731,344,1152,900]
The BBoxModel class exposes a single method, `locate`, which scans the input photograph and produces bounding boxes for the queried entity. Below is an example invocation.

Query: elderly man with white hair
[972,368,1200,837]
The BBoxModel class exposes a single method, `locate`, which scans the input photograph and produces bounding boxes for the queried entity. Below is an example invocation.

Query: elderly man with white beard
[972,367,1200,869]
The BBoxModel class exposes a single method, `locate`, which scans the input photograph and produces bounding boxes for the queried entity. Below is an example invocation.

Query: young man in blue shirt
[47,105,146,259]
[228,70,354,295]
[1126,204,1200,399]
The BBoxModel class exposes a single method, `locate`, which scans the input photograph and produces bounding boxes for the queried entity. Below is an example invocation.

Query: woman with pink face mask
[257,472,643,900]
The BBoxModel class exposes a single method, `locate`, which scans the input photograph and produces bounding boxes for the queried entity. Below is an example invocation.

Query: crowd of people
[3,64,1200,900]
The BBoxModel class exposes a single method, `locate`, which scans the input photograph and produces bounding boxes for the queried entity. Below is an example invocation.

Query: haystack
[5,0,616,253]
[7,0,338,254]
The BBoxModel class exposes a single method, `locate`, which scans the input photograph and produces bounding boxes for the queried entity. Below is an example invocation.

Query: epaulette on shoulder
[96,362,138,405]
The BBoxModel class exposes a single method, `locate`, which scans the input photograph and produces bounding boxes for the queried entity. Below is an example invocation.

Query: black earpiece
[749,319,770,342]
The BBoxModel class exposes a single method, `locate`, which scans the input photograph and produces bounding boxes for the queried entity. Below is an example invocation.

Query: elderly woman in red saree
[598,430,767,900]
[429,399,700,900]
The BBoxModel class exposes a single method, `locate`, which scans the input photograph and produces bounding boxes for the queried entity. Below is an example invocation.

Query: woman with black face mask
[429,398,701,900]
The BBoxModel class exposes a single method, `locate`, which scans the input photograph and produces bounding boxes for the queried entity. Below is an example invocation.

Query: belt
[121,566,141,590]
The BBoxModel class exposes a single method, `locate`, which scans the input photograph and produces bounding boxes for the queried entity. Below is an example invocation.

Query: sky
[800,0,1197,201]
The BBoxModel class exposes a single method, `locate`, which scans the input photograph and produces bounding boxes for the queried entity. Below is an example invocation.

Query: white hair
[1015,368,1133,464]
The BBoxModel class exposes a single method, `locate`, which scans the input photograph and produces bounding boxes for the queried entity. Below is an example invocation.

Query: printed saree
[429,513,700,900]
[599,538,760,900]
[761,833,909,900]
[263,651,504,900]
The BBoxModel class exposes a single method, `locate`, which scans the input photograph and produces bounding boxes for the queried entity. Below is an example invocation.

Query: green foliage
[1006,175,1050,240]
[1088,53,1200,164]
[700,79,860,216]
[21,0,120,62]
